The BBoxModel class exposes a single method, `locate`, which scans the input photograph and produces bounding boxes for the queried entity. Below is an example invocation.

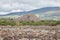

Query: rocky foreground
[0,25,60,40]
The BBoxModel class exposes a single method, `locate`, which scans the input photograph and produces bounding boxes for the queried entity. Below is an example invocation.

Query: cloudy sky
[0,0,60,15]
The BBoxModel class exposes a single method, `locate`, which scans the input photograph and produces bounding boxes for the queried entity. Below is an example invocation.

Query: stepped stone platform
[16,14,40,22]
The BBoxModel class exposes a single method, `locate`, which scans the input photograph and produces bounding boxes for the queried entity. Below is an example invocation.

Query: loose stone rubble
[0,25,60,40]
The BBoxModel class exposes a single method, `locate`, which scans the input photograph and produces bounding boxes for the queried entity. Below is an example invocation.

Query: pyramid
[17,14,40,22]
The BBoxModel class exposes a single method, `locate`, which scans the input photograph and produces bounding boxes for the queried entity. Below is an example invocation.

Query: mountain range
[0,7,60,20]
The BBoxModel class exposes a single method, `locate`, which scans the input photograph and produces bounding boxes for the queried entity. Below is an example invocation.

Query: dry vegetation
[0,18,60,26]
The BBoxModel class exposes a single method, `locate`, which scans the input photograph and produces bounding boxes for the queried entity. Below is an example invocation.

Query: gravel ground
[0,25,60,40]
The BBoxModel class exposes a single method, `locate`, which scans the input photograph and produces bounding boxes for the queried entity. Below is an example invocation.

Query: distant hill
[1,7,60,16]
[28,7,60,13]
[0,7,60,20]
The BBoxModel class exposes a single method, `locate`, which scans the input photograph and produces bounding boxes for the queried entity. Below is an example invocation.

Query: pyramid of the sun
[16,14,40,22]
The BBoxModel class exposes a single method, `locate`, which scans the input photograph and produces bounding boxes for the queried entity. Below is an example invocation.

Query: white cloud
[0,12,9,15]
[0,0,60,15]
[11,10,24,12]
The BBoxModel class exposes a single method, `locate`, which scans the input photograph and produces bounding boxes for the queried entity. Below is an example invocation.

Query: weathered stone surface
[16,14,40,22]
[0,26,60,40]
